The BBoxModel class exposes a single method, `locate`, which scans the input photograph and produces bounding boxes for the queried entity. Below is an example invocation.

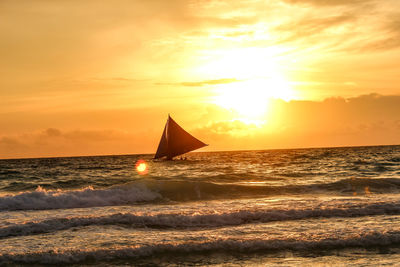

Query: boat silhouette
[154,115,207,160]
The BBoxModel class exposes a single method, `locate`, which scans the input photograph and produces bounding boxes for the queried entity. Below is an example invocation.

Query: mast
[154,118,168,159]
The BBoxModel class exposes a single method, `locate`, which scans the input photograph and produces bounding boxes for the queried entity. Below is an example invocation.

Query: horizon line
[1,143,398,161]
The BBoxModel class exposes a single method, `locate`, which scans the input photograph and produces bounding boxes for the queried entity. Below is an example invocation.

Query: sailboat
[154,115,207,160]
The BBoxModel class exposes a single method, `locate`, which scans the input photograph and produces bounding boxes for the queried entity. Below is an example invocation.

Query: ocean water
[0,145,400,266]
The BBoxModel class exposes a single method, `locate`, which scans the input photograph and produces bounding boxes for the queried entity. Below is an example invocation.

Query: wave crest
[2,200,400,238]
[1,231,400,265]
[0,185,160,211]
[1,177,400,211]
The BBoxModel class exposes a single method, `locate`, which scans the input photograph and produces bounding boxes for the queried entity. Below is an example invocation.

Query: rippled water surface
[0,145,399,265]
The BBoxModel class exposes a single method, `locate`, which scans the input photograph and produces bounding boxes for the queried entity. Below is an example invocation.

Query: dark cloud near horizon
[198,93,400,150]
[0,137,23,147]
[0,128,154,158]
[279,94,400,136]
[45,128,62,137]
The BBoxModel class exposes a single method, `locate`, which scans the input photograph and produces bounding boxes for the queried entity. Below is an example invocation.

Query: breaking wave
[1,177,400,211]
[2,201,400,238]
[1,231,400,265]
[0,185,160,211]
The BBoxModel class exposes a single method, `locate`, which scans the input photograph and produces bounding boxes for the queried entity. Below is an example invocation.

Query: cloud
[269,13,356,52]
[0,128,157,159]
[195,120,258,137]
[358,15,400,51]
[271,94,400,143]
[0,137,28,157]
[181,78,240,87]
[195,94,400,150]
[275,14,354,42]
[0,137,24,147]
[281,0,375,6]
[156,78,240,87]
[271,0,400,54]
[45,128,62,137]
[90,77,147,82]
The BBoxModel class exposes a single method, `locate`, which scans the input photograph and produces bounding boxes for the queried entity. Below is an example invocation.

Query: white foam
[0,185,160,211]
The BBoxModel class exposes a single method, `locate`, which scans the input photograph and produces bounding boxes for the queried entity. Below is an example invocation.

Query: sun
[213,77,295,121]
[193,47,296,121]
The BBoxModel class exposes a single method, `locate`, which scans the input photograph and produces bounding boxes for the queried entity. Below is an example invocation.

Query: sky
[0,0,399,159]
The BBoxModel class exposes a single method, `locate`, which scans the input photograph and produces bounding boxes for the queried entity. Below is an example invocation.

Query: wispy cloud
[281,0,376,7]
[274,14,355,46]
[156,78,240,87]
[358,14,400,51]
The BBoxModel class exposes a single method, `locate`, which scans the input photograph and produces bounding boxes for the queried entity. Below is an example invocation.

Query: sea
[0,145,400,266]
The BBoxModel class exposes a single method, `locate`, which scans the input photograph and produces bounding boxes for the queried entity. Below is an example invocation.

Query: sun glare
[195,47,288,80]
[194,47,296,121]
[213,77,295,121]
[135,160,148,175]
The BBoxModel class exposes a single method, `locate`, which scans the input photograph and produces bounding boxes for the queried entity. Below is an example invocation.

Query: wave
[390,157,400,163]
[0,185,160,211]
[1,178,400,211]
[1,231,400,265]
[145,178,400,201]
[2,201,400,238]
[0,170,21,175]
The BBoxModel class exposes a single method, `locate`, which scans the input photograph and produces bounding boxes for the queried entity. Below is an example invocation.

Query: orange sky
[1,0,399,159]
